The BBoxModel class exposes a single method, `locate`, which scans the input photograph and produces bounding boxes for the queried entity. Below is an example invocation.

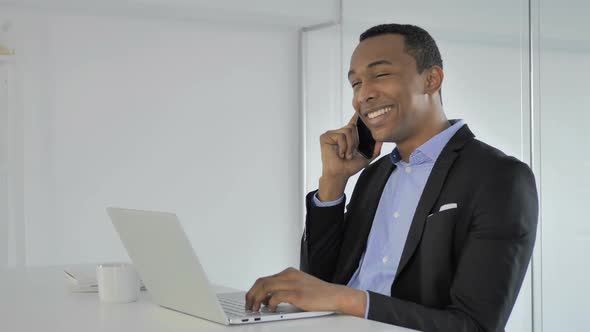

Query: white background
[0,1,338,291]
[1,0,589,331]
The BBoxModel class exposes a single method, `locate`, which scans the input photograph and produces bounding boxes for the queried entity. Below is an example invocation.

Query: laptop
[106,207,334,325]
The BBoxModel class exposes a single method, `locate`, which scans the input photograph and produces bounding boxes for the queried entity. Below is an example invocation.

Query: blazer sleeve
[300,190,347,282]
[367,160,539,332]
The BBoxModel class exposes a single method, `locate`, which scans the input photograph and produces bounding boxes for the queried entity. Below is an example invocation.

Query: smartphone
[356,116,376,159]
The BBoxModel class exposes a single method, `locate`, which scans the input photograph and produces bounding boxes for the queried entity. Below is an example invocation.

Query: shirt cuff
[363,290,370,319]
[312,192,344,207]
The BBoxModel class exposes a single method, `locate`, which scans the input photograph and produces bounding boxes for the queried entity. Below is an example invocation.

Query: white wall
[0,47,24,268]
[302,24,342,204]
[0,60,9,267]
[0,7,302,291]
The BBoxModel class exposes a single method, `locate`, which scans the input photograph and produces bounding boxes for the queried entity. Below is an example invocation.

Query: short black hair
[360,23,443,73]
[360,24,443,102]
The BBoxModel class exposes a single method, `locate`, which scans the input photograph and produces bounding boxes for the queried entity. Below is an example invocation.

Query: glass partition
[538,0,590,330]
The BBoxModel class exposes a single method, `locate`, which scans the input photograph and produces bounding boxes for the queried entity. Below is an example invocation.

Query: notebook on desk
[106,207,334,325]
[64,265,146,292]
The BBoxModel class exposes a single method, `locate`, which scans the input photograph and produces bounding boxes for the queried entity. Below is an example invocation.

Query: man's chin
[372,129,398,143]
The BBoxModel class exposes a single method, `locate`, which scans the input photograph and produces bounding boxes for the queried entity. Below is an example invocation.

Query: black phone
[356,116,376,159]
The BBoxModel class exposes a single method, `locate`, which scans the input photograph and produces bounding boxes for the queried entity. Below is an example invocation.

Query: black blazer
[300,124,538,332]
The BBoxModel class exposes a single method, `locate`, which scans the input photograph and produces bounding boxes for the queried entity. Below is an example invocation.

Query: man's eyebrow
[348,60,394,79]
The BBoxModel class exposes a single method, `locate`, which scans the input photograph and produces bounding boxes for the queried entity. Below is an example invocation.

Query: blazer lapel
[394,125,475,280]
[332,159,395,285]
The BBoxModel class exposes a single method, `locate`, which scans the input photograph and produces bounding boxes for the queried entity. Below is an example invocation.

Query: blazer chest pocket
[416,209,458,304]
[426,207,457,223]
[421,209,457,252]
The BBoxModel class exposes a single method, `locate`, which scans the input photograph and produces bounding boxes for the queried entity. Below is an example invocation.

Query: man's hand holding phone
[318,114,382,202]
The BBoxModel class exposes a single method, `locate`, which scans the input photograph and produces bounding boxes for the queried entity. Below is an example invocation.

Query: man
[245,24,538,332]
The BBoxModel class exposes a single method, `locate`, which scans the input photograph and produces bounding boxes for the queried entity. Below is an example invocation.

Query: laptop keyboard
[217,294,274,318]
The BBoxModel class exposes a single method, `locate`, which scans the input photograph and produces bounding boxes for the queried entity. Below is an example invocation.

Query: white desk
[0,267,417,332]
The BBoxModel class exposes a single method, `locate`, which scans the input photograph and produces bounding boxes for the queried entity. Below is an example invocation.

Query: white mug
[96,263,140,303]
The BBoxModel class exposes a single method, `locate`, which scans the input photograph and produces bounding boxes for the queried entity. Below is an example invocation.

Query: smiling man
[245,24,538,332]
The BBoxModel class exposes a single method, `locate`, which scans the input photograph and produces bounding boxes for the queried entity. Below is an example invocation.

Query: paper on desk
[64,265,146,293]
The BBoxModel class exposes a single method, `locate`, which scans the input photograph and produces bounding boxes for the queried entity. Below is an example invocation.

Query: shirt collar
[389,119,466,165]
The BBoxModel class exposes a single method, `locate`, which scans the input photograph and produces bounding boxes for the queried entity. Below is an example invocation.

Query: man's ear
[424,66,444,96]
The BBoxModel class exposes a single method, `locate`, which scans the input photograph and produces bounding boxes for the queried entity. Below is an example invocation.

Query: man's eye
[376,73,390,78]
[351,82,361,88]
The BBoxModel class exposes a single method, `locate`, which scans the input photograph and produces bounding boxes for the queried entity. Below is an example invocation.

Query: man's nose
[356,81,378,105]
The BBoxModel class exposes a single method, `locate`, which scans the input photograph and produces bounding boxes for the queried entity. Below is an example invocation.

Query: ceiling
[0,0,340,28]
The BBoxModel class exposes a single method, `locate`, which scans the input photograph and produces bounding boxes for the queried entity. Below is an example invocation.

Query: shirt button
[382,256,389,264]
[394,211,400,218]
[405,166,412,173]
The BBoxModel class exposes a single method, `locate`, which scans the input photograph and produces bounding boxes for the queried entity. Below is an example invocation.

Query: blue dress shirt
[312,119,465,317]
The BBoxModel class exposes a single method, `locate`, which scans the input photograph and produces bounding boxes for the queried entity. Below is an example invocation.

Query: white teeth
[367,106,392,119]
